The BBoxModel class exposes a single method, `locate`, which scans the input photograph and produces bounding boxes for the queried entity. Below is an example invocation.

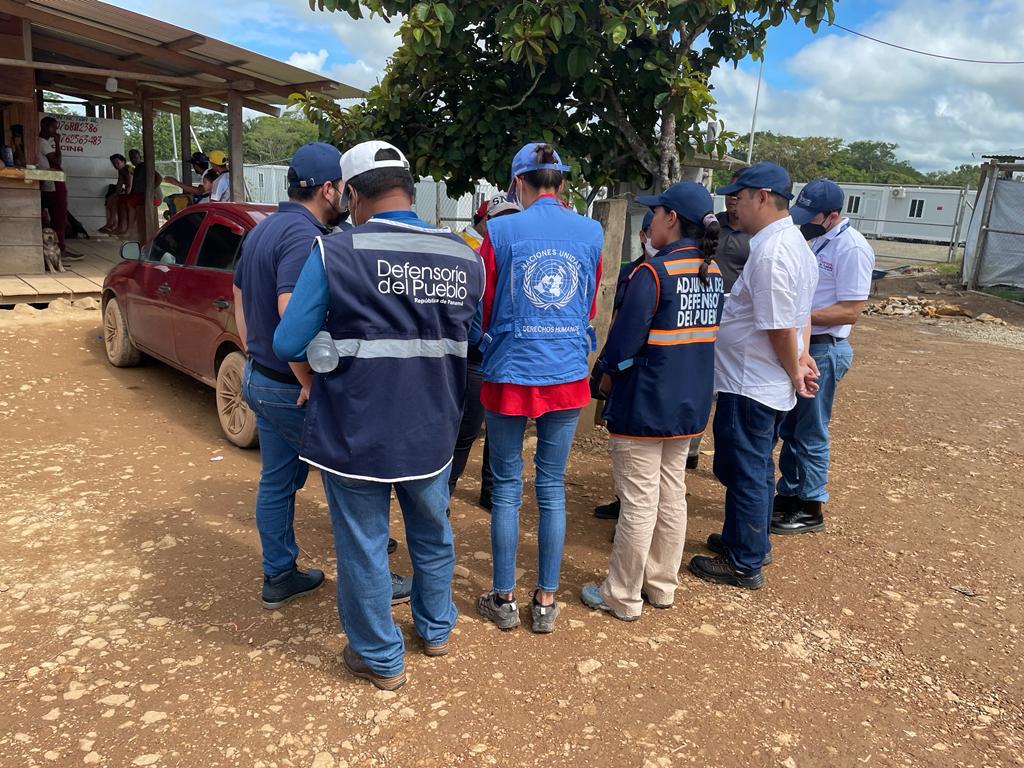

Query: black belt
[809,334,840,345]
[249,358,300,386]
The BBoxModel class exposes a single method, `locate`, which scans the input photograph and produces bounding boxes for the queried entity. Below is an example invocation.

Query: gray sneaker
[530,591,560,634]
[477,591,520,630]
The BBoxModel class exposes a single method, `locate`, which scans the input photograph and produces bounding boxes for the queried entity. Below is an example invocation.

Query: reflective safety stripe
[646,326,719,346]
[664,258,722,276]
[331,337,468,359]
[351,232,478,262]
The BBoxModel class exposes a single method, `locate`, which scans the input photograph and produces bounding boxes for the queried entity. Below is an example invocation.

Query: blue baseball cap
[790,179,845,225]
[637,181,714,225]
[641,210,654,231]
[716,161,793,200]
[509,142,571,181]
[288,142,343,188]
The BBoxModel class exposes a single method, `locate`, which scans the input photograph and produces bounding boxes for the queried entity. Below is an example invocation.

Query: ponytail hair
[699,212,720,286]
[520,143,565,190]
[677,211,720,285]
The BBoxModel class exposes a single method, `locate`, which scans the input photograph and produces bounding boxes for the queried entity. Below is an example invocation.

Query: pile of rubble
[866,296,1007,325]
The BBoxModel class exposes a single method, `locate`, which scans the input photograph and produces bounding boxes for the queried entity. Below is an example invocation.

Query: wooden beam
[0,55,213,87]
[0,92,35,103]
[140,87,279,116]
[179,99,192,182]
[21,18,30,62]
[165,34,207,52]
[227,90,244,203]
[33,33,202,77]
[141,95,157,242]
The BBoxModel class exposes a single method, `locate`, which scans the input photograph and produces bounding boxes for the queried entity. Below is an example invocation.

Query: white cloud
[287,49,330,73]
[711,0,1024,172]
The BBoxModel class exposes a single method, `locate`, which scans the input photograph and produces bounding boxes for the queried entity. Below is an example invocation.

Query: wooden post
[577,197,628,435]
[227,90,244,202]
[141,96,157,242]
[21,19,31,62]
[968,161,998,291]
[179,99,192,184]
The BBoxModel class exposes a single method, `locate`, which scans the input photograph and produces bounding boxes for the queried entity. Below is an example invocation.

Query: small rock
[84,753,102,765]
[311,753,335,768]
[472,551,490,561]
[132,756,161,766]
[146,617,170,627]
[72,297,100,311]
[42,707,61,721]
[782,758,798,768]
[98,694,130,706]
[141,711,167,724]
[453,565,470,578]
[697,624,720,637]
[576,659,601,676]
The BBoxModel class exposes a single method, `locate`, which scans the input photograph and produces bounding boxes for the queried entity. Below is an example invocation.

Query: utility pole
[746,55,765,166]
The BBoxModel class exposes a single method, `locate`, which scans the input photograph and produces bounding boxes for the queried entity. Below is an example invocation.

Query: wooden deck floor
[0,237,122,305]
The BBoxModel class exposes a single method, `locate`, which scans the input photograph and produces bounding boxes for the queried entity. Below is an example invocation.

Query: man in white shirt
[208,150,231,201]
[688,162,818,589]
[772,179,875,535]
[37,116,80,262]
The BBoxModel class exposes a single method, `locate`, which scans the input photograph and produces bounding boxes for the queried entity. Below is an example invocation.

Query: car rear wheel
[216,350,258,449]
[103,297,142,367]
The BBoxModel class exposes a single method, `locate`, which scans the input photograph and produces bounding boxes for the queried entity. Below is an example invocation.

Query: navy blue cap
[641,210,654,231]
[716,161,793,200]
[636,181,714,225]
[288,142,342,188]
[509,142,571,181]
[790,179,845,225]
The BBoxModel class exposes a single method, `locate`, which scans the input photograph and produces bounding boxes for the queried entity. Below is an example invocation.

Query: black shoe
[261,567,325,609]
[706,533,773,566]
[478,489,493,512]
[387,537,398,555]
[686,454,699,470]
[771,500,825,535]
[772,494,801,523]
[688,554,764,590]
[594,497,621,520]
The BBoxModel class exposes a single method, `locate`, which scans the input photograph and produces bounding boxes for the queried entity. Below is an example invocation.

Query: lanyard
[813,222,850,256]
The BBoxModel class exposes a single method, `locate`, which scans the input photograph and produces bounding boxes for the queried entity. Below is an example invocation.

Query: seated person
[100,153,131,235]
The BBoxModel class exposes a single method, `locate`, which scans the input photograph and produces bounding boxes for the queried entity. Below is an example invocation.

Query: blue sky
[106,0,1024,172]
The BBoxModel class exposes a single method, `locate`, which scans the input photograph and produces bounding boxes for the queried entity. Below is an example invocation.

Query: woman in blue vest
[581,181,724,621]
[476,142,603,633]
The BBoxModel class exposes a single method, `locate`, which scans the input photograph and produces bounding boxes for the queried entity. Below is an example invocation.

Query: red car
[102,202,276,448]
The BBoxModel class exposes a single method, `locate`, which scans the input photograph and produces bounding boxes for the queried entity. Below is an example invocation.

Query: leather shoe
[685,454,699,470]
[688,554,764,590]
[341,644,407,690]
[772,494,801,523]
[593,497,621,519]
[771,500,825,535]
[706,533,773,566]
[261,567,324,609]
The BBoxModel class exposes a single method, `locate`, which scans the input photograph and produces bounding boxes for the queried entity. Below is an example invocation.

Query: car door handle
[158,283,172,294]
[212,298,230,310]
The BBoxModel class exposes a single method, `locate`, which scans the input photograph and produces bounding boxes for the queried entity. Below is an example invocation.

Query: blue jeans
[713,392,785,572]
[485,407,581,594]
[242,362,309,578]
[322,467,456,678]
[777,339,853,503]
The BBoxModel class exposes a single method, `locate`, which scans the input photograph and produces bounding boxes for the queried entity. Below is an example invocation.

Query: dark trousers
[713,392,786,572]
[41,182,68,254]
[449,361,492,497]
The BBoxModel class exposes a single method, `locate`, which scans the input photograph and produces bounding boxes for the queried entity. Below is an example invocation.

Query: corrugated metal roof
[7,0,364,105]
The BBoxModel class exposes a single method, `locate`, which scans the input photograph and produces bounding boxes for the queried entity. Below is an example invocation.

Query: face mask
[643,241,658,258]
[800,222,827,241]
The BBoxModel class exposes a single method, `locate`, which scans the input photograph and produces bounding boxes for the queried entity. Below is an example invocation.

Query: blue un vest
[480,196,603,386]
[300,218,485,482]
[603,244,725,438]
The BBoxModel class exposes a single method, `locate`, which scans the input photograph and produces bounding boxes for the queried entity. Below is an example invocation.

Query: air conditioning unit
[891,187,907,199]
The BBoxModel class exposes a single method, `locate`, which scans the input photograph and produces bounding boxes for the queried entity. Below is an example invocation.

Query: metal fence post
[435,179,442,227]
[968,163,998,291]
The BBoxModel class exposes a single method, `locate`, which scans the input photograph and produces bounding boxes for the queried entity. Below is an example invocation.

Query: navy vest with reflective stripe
[300,218,485,481]
[603,245,725,439]
[481,196,603,386]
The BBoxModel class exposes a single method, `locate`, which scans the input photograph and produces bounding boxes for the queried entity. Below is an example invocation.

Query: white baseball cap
[340,140,410,183]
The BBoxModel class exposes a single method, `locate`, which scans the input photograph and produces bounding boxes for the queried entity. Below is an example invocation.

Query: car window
[194,222,244,271]
[145,212,204,265]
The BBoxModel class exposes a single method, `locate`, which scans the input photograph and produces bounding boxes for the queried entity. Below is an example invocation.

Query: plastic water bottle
[306,331,339,373]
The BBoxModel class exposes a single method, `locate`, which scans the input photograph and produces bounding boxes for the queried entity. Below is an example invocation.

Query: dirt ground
[1,293,1022,768]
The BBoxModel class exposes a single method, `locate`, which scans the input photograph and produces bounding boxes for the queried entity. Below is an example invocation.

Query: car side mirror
[120,241,141,260]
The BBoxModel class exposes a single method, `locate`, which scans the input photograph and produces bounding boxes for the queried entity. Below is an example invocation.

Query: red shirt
[478,195,602,418]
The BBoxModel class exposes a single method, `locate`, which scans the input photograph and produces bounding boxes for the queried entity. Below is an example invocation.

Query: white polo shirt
[807,219,875,338]
[715,215,818,412]
[37,136,55,192]
[211,172,231,201]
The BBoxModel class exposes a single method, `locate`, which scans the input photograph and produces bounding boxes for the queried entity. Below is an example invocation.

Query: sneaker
[771,500,825,535]
[420,636,450,657]
[477,591,520,630]
[688,554,764,590]
[686,454,699,470]
[391,573,412,606]
[706,533,773,566]
[581,583,639,621]
[341,644,406,691]
[530,591,560,634]
[593,497,621,520]
[261,567,325,609]
[387,537,398,555]
[772,494,801,523]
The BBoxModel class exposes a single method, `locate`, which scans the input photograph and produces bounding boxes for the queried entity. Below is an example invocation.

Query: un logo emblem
[523,249,581,310]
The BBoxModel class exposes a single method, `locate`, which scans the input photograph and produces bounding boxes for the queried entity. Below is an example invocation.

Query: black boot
[771,500,825,535]
[593,497,621,520]
[771,494,801,523]
[706,533,773,566]
[686,454,699,470]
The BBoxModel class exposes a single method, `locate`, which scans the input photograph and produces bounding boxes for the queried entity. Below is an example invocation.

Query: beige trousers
[600,435,691,617]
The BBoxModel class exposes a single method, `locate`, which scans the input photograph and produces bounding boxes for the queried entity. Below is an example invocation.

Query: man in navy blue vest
[234,143,409,610]
[274,141,484,690]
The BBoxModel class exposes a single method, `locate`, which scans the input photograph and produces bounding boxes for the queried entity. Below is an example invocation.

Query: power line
[828,22,1024,65]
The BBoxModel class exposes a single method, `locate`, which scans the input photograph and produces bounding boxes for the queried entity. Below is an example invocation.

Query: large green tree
[303,0,837,197]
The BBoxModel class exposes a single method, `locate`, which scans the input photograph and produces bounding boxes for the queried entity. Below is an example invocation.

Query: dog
[42,227,65,272]
[66,211,90,240]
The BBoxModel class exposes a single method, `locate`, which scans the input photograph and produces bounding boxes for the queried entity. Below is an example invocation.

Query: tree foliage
[301,0,837,197]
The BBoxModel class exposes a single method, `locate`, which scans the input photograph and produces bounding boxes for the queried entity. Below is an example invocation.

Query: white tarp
[963,178,1024,288]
